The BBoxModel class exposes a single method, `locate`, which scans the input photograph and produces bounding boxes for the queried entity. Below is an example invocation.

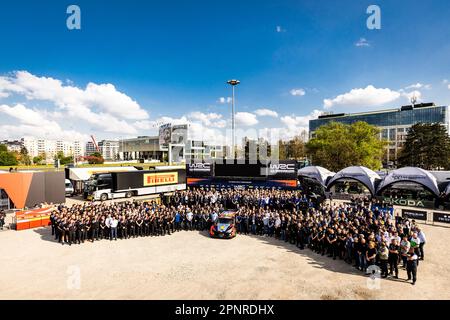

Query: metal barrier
[393,205,450,227]
[329,199,450,228]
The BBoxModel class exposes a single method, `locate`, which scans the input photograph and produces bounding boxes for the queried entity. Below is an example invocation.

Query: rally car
[209,210,236,239]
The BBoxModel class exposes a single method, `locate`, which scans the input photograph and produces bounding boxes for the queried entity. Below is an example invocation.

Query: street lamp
[227,79,240,159]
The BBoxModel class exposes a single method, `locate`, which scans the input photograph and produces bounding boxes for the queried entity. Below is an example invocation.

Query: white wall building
[21,138,84,163]
[98,140,120,161]
[73,141,85,158]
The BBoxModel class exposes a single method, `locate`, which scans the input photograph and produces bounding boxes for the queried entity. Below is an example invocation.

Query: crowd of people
[49,188,426,285]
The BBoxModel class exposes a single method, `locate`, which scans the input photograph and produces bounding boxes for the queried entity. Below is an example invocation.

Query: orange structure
[15,207,53,231]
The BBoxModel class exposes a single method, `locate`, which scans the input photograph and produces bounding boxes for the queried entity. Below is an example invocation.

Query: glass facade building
[309,104,449,166]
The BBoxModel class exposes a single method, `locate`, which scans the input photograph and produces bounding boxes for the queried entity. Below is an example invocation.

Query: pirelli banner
[186,162,213,177]
[402,208,427,221]
[143,172,179,187]
[113,169,186,190]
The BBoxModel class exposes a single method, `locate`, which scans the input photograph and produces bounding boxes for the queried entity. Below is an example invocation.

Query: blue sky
[0,0,449,143]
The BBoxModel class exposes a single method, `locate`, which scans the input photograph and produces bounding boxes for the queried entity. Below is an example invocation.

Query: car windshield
[218,218,232,224]
[65,183,71,187]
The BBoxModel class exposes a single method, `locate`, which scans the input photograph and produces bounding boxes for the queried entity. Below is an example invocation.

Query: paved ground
[1,222,450,300]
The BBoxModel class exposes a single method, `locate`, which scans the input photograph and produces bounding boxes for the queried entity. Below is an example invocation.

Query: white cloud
[0,71,149,120]
[4,71,149,120]
[217,97,232,104]
[0,103,53,127]
[355,38,370,47]
[323,85,401,109]
[443,79,449,85]
[448,84,450,90]
[0,71,153,137]
[187,122,226,145]
[235,112,258,126]
[0,76,24,98]
[405,83,431,90]
[0,103,89,141]
[254,108,278,117]
[290,88,306,96]
[276,26,286,33]
[269,109,322,141]
[401,90,422,102]
[188,112,227,128]
[281,109,323,129]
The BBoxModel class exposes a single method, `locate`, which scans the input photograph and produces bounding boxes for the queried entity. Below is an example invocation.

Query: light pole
[227,79,240,159]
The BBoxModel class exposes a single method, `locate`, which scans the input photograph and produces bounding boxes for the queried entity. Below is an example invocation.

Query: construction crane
[90,135,100,152]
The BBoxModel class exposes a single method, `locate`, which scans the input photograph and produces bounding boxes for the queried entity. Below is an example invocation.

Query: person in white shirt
[110,216,118,240]
[417,228,427,260]
[211,211,218,224]
[105,214,112,240]
[390,231,401,244]
[186,210,193,230]
[406,247,418,285]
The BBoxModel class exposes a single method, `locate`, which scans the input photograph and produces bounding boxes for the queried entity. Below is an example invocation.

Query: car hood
[216,223,231,232]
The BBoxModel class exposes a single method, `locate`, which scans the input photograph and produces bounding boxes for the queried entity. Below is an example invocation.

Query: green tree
[0,144,19,166]
[277,136,306,161]
[33,156,44,165]
[19,146,31,165]
[306,121,386,172]
[397,123,450,170]
[286,135,306,160]
[278,139,288,160]
[54,151,74,165]
[87,152,104,164]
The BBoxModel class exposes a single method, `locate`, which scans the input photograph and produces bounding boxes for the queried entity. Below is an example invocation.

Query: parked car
[65,179,74,197]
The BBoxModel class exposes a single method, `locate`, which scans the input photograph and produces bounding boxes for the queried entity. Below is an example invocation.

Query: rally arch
[326,166,381,196]
[298,166,335,187]
[376,167,441,197]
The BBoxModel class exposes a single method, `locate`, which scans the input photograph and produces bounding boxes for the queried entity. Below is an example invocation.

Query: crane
[90,135,100,152]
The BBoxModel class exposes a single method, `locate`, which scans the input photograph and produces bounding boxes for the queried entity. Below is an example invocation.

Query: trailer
[84,169,186,201]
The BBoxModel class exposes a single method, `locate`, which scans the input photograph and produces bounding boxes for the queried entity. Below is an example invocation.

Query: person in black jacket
[136,216,143,237]
[67,219,76,246]
[91,217,99,241]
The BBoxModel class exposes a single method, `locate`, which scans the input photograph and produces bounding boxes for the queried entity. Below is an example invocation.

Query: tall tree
[305,121,386,172]
[397,123,450,170]
[54,151,74,165]
[277,135,306,160]
[286,135,306,160]
[19,146,31,165]
[0,144,19,166]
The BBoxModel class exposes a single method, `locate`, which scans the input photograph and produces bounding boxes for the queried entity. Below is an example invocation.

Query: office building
[309,103,449,166]
[119,136,162,161]
[85,141,97,156]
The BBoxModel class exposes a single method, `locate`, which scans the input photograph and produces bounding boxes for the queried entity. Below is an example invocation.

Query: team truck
[84,169,186,201]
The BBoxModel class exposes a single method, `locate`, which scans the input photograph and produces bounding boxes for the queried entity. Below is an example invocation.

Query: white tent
[326,166,381,196]
[298,166,335,186]
[377,167,440,197]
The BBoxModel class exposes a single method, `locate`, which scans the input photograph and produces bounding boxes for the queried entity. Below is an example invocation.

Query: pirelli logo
[143,172,178,186]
